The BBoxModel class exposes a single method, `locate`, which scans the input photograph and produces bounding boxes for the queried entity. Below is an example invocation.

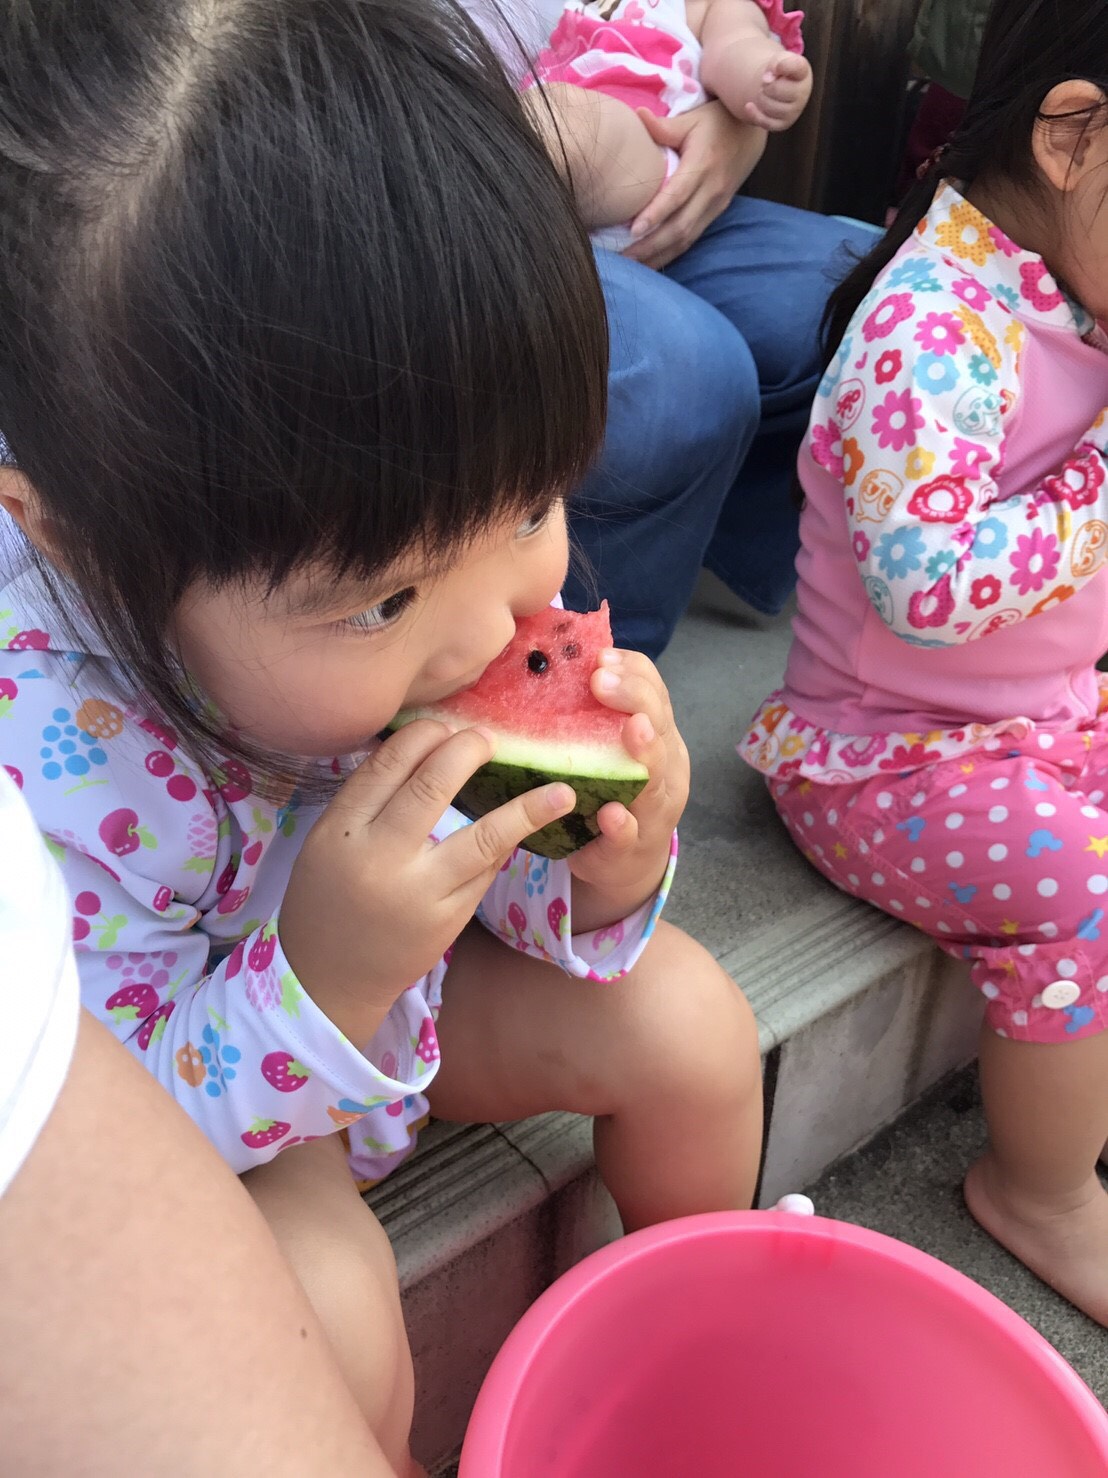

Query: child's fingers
[745,98,795,132]
[743,100,778,130]
[619,710,666,769]
[593,648,674,718]
[770,53,810,82]
[594,682,675,773]
[325,719,461,830]
[593,801,640,850]
[567,803,641,882]
[762,78,803,109]
[372,725,499,842]
[443,780,576,889]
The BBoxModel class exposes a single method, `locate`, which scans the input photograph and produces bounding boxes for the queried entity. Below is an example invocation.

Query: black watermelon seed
[527,649,550,674]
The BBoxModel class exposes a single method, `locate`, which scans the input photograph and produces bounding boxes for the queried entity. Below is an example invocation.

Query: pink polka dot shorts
[773,724,1108,1043]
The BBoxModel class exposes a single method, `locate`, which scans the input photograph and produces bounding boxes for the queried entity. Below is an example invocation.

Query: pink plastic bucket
[460,1212,1108,1478]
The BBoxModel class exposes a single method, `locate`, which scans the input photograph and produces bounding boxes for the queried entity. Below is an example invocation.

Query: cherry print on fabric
[0,562,675,1182]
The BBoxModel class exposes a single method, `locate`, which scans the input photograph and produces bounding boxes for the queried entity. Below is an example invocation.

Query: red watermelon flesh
[391,603,648,859]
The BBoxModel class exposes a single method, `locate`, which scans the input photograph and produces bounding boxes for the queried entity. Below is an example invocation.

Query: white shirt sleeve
[0,768,80,1197]
[455,0,567,81]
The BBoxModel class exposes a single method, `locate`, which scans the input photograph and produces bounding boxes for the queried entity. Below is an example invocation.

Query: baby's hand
[279,722,575,1041]
[568,649,688,918]
[744,52,812,132]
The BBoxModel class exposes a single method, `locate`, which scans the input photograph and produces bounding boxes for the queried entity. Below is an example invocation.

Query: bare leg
[524,84,668,231]
[964,1024,1108,1325]
[428,920,763,1230]
[0,1013,395,1476]
[243,1134,424,1477]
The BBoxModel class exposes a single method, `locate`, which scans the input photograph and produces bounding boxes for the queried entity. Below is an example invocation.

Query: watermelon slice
[391,603,647,859]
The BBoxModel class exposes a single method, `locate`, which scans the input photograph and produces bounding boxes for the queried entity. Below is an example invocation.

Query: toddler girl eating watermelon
[0,2,760,1470]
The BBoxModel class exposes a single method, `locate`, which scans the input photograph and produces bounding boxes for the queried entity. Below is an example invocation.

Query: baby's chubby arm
[695,0,811,132]
[523,84,667,230]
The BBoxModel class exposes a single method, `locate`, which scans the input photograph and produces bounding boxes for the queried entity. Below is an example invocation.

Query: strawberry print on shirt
[0,564,675,1180]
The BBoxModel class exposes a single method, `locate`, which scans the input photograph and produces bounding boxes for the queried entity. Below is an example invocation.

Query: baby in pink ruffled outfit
[525,0,810,249]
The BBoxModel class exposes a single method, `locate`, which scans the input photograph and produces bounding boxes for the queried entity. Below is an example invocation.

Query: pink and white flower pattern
[741,182,1108,784]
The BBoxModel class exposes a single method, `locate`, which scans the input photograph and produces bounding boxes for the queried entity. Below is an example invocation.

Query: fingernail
[630,219,650,239]
[596,670,620,692]
[472,725,497,747]
[546,783,573,810]
[598,649,621,667]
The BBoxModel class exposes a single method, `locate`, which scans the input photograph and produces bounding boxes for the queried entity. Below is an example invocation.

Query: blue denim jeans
[563,196,877,657]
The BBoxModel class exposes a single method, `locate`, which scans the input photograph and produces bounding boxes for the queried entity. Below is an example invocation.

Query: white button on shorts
[1042,980,1081,1010]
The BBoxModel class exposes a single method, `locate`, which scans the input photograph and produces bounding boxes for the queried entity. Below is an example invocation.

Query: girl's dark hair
[0,0,607,777]
[823,0,1108,359]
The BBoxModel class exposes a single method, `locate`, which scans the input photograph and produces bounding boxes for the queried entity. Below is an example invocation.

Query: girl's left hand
[568,648,689,924]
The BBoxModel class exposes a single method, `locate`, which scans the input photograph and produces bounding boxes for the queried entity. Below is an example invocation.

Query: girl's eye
[517,503,553,538]
[344,587,417,633]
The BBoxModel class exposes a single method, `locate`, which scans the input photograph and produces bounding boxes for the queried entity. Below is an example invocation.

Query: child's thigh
[780,754,1108,930]
[427,918,756,1124]
[242,1134,413,1454]
[777,751,1108,1040]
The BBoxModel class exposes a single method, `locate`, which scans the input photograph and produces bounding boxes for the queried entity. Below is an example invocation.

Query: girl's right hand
[278,721,575,1044]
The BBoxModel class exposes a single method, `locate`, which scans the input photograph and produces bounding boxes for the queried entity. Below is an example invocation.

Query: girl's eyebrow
[277,563,437,619]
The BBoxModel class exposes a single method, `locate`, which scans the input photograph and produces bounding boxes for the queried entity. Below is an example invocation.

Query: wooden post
[746,0,924,221]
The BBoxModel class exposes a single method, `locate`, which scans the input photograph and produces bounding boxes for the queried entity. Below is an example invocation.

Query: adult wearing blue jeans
[459,2,875,657]
[559,104,876,657]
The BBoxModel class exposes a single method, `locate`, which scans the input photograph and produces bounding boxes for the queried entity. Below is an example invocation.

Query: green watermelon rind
[455,758,647,860]
[389,712,648,860]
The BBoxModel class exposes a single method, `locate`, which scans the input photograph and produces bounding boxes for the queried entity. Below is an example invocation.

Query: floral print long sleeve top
[743,183,1108,786]
[0,565,674,1174]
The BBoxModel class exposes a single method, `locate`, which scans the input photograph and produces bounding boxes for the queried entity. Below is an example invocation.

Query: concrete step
[370,579,983,1470]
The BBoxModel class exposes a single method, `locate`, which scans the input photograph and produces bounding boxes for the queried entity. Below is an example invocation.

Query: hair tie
[917,143,950,181]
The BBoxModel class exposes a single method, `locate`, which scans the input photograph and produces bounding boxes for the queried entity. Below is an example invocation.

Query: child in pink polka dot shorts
[742,0,1108,1325]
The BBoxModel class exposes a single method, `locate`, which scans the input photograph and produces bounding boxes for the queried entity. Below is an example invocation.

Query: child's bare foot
[964,1152,1108,1325]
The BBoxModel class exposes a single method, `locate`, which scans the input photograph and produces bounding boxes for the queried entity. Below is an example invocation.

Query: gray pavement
[803,1067,1108,1405]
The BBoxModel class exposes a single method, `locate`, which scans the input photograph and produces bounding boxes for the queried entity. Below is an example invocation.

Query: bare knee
[243,1137,414,1466]
[617,922,761,1103]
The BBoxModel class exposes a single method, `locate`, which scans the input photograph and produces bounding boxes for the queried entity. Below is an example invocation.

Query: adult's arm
[0,1010,396,1477]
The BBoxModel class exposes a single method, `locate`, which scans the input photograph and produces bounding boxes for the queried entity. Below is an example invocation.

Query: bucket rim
[459,1210,1108,1475]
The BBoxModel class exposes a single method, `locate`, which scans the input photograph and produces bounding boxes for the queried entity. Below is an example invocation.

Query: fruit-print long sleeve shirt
[0,563,675,1176]
[742,182,1108,786]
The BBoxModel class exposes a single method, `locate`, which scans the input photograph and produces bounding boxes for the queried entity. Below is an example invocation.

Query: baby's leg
[243,1134,422,1477]
[426,919,762,1229]
[965,1029,1108,1325]
[524,83,668,231]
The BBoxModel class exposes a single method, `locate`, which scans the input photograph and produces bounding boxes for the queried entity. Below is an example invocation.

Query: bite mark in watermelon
[391,604,647,859]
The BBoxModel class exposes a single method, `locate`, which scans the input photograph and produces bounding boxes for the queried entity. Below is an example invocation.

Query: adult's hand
[623,102,767,270]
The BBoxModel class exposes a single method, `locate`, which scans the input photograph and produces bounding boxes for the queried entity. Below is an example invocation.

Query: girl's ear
[0,468,62,563]
[1033,81,1108,193]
